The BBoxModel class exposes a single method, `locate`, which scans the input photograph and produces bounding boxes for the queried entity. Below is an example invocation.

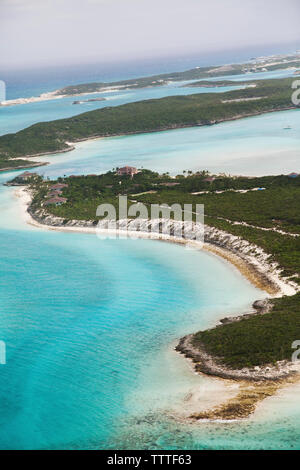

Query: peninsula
[0,76,299,170]
[2,52,299,106]
[14,167,300,419]
[12,168,300,375]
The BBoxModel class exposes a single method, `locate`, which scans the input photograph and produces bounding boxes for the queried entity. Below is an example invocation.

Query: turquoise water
[2,177,300,449]
[0,62,300,449]
[0,81,246,136]
[33,109,300,178]
[0,178,266,449]
[0,67,297,136]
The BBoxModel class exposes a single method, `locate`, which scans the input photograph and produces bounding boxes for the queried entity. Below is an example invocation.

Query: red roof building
[44,197,67,206]
[18,171,38,181]
[203,177,216,183]
[159,182,180,187]
[116,166,138,176]
[46,189,63,198]
[51,183,68,189]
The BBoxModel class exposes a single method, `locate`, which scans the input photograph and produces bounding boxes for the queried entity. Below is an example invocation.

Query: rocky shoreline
[177,333,300,420]
[175,315,300,420]
[175,332,299,382]
[27,202,297,297]
[21,190,300,420]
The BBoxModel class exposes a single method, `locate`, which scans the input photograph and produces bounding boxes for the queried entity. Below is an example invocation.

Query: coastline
[2,53,299,108]
[20,186,297,297]
[0,161,48,173]
[15,186,300,421]
[2,105,298,174]
[0,91,67,107]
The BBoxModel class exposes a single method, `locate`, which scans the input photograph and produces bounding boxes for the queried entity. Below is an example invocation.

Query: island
[0,76,299,171]
[72,97,106,105]
[182,79,250,88]
[1,52,299,108]
[9,52,300,102]
[10,167,300,419]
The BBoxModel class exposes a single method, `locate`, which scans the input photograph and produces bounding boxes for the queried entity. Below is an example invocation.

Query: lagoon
[32,108,300,179]
[0,62,300,449]
[0,67,297,136]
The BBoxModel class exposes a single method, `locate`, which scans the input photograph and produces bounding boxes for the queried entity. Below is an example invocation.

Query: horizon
[1,0,300,71]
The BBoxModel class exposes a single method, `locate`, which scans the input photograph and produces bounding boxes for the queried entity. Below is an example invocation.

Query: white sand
[16,186,298,298]
[14,186,300,420]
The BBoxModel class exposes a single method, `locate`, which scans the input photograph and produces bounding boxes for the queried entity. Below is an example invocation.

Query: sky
[1,0,300,70]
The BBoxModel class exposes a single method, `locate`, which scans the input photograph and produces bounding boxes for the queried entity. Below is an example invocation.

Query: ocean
[0,50,300,449]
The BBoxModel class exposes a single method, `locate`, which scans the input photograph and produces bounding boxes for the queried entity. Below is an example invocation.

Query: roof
[117,166,138,174]
[118,166,137,170]
[159,182,180,187]
[19,171,37,178]
[51,183,68,189]
[47,189,63,197]
[44,197,67,205]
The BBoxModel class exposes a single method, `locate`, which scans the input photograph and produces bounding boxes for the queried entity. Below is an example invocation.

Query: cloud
[1,0,300,69]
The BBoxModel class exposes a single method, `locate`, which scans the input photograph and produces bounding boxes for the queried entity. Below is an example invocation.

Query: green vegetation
[29,169,169,220]
[0,77,298,168]
[25,168,300,369]
[55,55,300,95]
[28,170,300,280]
[193,293,300,368]
[134,174,300,233]
[183,80,249,87]
[0,159,39,170]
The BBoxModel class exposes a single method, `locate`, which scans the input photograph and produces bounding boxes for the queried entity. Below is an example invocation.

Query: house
[203,177,216,183]
[159,182,180,187]
[116,166,138,177]
[288,172,299,178]
[18,171,38,182]
[44,197,67,206]
[51,183,68,189]
[46,189,63,198]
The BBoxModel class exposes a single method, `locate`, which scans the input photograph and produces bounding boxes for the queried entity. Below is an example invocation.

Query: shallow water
[0,80,244,136]
[0,66,297,136]
[32,108,300,178]
[0,61,300,449]
[0,181,265,449]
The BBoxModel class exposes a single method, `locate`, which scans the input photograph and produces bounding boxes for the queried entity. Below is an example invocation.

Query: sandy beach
[16,186,298,298]
[0,85,134,108]
[15,186,300,421]
[0,91,66,107]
